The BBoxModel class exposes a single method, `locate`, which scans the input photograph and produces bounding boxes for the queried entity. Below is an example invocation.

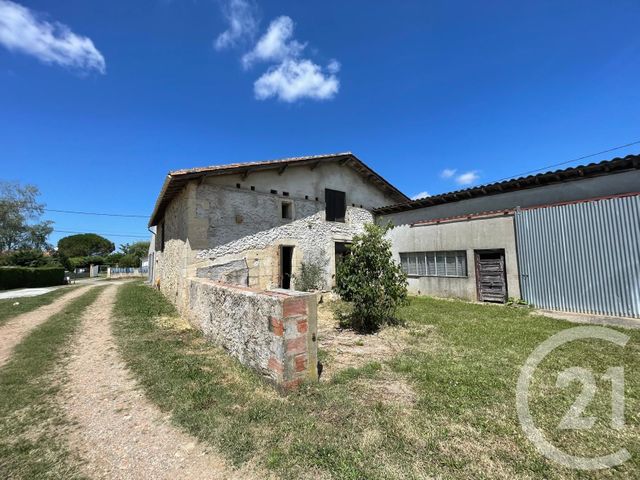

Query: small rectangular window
[281,201,292,220]
[399,251,467,277]
[271,189,278,195]
[160,222,165,252]
[325,188,346,222]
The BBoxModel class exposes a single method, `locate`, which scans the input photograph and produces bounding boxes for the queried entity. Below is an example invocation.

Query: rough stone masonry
[188,278,318,389]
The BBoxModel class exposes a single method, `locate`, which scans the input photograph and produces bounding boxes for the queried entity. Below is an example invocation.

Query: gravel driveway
[60,284,257,480]
[0,285,92,367]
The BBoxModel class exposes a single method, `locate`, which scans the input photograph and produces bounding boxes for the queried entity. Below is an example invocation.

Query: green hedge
[0,267,65,290]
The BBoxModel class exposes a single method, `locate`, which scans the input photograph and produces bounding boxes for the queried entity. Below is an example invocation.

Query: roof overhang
[148,152,409,226]
[374,153,640,215]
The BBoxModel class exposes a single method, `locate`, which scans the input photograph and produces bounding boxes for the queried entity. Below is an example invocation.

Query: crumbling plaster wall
[192,183,375,289]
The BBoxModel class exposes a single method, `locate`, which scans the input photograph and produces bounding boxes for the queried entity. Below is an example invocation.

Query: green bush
[0,266,65,290]
[293,260,326,292]
[335,223,408,333]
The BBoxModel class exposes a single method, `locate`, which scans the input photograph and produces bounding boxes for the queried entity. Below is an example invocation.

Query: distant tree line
[0,181,149,271]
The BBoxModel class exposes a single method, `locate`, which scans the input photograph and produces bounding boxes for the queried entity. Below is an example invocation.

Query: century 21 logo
[516,326,631,470]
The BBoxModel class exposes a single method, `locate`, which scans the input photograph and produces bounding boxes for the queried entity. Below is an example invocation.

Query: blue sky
[1,0,639,249]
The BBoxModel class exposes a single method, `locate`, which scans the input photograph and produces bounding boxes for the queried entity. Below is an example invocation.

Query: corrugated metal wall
[515,195,640,318]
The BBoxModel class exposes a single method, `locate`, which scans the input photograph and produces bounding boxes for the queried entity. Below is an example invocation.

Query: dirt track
[0,286,92,368]
[59,284,255,480]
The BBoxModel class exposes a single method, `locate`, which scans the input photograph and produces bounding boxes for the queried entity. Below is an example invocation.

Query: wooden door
[475,250,507,303]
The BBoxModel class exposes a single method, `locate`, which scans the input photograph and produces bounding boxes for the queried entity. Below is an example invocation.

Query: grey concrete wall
[188,278,318,389]
[382,170,640,226]
[386,215,520,301]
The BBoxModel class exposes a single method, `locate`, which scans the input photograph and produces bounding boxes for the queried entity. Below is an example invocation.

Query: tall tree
[0,181,53,251]
[119,241,150,268]
[58,233,115,258]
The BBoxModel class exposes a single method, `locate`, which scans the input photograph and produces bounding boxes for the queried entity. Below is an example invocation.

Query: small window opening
[283,191,289,197]
[236,183,241,188]
[315,197,319,201]
[271,189,278,194]
[281,201,293,220]
[305,195,309,200]
[251,186,255,191]
[325,188,346,222]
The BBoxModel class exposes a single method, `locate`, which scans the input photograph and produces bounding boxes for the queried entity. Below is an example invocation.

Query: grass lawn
[0,287,77,327]
[114,283,639,479]
[0,287,104,480]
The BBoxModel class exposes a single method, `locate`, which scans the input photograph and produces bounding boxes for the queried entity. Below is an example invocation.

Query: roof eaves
[374,153,640,215]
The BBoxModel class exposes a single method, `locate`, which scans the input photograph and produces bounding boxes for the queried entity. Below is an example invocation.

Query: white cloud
[456,171,480,185]
[215,0,258,50]
[440,168,456,179]
[215,4,340,103]
[254,58,339,102]
[411,191,430,200]
[0,0,105,74]
[327,59,340,74]
[242,16,304,68]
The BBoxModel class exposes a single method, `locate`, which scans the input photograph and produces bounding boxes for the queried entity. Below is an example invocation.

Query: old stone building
[148,152,407,312]
[147,152,639,387]
[146,152,408,388]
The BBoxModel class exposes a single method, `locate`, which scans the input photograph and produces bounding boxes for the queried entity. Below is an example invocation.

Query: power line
[45,208,148,218]
[492,140,640,183]
[53,229,150,239]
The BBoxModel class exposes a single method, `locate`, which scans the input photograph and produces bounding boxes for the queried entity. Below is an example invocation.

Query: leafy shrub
[293,260,326,292]
[0,266,65,290]
[335,223,408,333]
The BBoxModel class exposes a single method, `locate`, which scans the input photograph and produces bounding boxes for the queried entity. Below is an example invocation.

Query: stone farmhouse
[148,152,639,387]
[148,152,408,313]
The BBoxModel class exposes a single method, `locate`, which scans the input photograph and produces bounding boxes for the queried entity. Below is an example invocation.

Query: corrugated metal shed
[515,194,640,318]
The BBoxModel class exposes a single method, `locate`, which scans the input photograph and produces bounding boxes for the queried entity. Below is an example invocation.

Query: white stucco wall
[202,161,398,211]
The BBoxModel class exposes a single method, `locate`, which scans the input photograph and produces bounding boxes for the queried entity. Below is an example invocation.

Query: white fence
[107,266,149,278]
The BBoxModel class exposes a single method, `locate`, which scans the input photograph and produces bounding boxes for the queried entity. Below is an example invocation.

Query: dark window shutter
[325,189,346,222]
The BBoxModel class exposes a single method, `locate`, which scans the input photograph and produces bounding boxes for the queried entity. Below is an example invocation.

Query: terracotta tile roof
[149,152,409,226]
[374,153,640,215]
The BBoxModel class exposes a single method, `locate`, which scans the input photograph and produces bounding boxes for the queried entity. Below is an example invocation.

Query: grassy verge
[114,283,640,479]
[0,286,104,479]
[0,287,77,327]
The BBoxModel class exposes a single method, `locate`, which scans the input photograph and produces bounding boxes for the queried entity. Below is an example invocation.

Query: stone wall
[193,184,375,290]
[188,278,318,389]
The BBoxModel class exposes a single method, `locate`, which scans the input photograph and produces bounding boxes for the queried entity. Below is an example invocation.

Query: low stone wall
[188,278,318,389]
